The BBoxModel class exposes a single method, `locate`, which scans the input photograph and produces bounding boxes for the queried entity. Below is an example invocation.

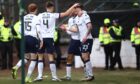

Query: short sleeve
[68,18,72,30]
[52,13,60,19]
[37,14,42,24]
[84,14,91,24]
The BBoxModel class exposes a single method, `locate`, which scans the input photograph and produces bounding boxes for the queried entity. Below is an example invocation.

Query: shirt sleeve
[35,16,43,41]
[52,13,60,19]
[67,18,72,30]
[84,14,91,24]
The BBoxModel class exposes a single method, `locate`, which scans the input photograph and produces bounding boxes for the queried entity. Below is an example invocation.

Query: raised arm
[60,3,79,18]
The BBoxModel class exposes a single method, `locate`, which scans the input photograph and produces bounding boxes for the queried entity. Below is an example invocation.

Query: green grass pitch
[0,68,140,84]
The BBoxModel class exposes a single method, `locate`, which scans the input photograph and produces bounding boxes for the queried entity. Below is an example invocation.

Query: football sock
[49,61,57,78]
[66,64,72,77]
[38,60,44,78]
[85,60,93,77]
[26,60,36,78]
[16,59,28,69]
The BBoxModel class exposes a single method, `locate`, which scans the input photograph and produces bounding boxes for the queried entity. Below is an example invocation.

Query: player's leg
[34,54,44,81]
[66,54,74,78]
[25,36,39,83]
[62,39,75,80]
[46,38,61,81]
[25,53,37,83]
[34,39,45,81]
[81,39,94,81]
[12,36,30,79]
[60,53,74,80]
[12,53,29,79]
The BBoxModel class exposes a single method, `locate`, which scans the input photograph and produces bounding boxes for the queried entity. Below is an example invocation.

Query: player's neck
[46,9,53,13]
[29,12,36,15]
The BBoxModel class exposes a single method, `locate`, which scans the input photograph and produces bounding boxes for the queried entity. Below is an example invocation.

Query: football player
[60,8,81,80]
[67,4,95,81]
[12,3,43,83]
[35,1,79,81]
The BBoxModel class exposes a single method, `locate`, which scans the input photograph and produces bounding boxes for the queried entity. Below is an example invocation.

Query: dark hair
[45,1,54,8]
[75,3,84,10]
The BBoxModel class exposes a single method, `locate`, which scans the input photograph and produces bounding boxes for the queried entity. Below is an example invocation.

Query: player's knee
[82,53,90,61]
[25,53,30,59]
[30,53,37,60]
[38,54,44,60]
[67,57,73,64]
[48,53,55,61]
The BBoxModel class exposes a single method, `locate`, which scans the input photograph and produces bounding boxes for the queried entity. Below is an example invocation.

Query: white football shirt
[67,16,80,40]
[38,12,59,38]
[24,14,39,38]
[75,11,92,42]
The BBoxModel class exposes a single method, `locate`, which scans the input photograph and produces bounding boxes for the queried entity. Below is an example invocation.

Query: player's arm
[60,24,78,32]
[36,16,43,49]
[82,14,93,43]
[85,13,93,37]
[68,25,78,32]
[85,22,92,37]
[60,3,79,18]
[36,24,43,49]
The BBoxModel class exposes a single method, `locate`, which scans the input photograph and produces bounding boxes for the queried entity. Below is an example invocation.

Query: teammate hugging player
[60,7,81,80]
[60,3,94,81]
[63,4,95,81]
[12,3,43,83]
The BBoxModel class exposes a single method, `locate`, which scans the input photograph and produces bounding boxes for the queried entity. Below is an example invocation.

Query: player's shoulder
[24,14,36,18]
[37,12,46,17]
[83,11,89,17]
[69,16,76,22]
[69,17,74,21]
[24,14,29,18]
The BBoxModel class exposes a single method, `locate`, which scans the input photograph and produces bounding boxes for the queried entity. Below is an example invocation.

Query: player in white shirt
[68,4,94,81]
[60,9,81,80]
[12,3,43,83]
[60,9,89,80]
[35,1,79,81]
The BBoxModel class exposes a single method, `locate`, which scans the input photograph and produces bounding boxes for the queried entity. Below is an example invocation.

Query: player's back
[38,12,59,38]
[24,14,38,38]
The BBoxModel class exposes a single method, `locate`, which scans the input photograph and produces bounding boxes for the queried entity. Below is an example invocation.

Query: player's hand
[73,3,80,8]
[39,41,43,49]
[82,36,87,43]
[59,24,67,31]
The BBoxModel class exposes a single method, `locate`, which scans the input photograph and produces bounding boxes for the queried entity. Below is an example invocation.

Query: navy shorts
[80,39,93,53]
[25,36,39,53]
[68,39,81,56]
[38,38,55,54]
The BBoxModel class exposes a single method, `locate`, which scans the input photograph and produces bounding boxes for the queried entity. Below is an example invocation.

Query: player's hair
[45,1,54,8]
[75,3,84,10]
[28,3,38,12]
